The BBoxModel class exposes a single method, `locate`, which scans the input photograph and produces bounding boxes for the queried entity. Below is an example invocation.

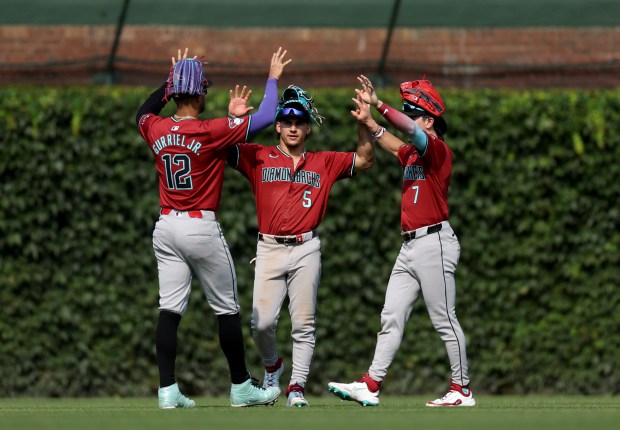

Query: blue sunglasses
[279,107,308,117]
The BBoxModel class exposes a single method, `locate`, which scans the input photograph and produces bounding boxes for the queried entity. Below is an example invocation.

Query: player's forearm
[376,102,416,134]
[371,125,405,158]
[354,123,375,172]
[136,83,167,125]
[376,102,427,153]
[248,77,278,134]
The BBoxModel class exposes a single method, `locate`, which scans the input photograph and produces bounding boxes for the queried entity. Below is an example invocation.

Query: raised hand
[356,75,379,107]
[351,95,372,125]
[171,47,199,66]
[269,47,292,80]
[228,85,254,117]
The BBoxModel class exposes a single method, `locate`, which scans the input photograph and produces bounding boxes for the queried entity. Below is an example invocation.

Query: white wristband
[371,126,385,141]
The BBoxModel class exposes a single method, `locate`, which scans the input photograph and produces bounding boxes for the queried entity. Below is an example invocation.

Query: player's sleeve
[397,144,417,167]
[324,151,356,181]
[138,113,160,143]
[398,135,449,170]
[203,116,252,152]
[423,135,450,168]
[378,103,428,153]
[229,143,261,179]
[136,84,167,126]
[247,77,278,135]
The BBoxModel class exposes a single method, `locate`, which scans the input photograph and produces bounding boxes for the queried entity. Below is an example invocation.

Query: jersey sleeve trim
[244,116,252,143]
[418,134,429,157]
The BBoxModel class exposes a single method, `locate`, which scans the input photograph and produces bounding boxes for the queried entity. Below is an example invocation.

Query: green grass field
[1,396,618,430]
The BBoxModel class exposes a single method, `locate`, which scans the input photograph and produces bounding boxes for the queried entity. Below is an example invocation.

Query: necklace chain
[174,115,197,120]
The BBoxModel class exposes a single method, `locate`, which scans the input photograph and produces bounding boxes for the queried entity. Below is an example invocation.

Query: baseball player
[327,76,475,407]
[228,86,375,406]
[136,47,291,408]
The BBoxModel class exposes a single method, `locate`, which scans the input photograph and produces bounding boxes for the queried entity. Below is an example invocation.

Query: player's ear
[425,116,435,131]
[276,122,282,134]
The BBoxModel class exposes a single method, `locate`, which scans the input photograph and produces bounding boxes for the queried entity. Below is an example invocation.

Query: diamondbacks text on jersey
[230,143,355,235]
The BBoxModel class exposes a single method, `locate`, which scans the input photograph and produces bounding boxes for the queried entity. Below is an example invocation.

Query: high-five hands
[228,85,254,118]
[269,47,292,80]
[356,75,380,107]
[171,47,200,66]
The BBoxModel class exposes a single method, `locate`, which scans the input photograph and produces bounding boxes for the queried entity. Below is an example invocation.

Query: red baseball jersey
[230,144,355,235]
[397,134,452,231]
[139,114,250,211]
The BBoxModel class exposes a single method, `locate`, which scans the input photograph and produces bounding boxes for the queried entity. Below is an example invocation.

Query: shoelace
[439,389,459,401]
[264,372,278,387]
[250,377,267,390]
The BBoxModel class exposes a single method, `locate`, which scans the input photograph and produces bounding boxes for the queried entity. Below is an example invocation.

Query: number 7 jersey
[229,144,355,235]
[398,133,452,231]
[139,114,251,211]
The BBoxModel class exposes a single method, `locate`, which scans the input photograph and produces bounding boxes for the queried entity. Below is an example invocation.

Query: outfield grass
[1,395,618,430]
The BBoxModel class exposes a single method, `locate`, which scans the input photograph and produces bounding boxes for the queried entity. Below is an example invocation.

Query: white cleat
[327,380,379,407]
[263,357,284,389]
[426,384,476,407]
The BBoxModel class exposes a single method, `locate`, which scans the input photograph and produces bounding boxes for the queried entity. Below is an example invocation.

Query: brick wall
[1,25,619,88]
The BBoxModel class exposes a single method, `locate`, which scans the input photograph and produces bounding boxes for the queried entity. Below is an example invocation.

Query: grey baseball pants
[250,235,321,387]
[152,210,240,316]
[368,221,470,386]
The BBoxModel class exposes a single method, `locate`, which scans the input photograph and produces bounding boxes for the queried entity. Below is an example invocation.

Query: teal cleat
[230,378,280,407]
[158,383,196,409]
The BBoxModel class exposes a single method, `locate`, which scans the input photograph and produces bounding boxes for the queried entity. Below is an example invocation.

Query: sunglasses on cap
[279,107,308,117]
[402,102,429,117]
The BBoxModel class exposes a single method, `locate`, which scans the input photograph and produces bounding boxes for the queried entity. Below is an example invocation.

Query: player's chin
[285,136,302,145]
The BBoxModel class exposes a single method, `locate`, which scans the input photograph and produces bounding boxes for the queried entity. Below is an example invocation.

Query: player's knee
[290,319,316,340]
[380,311,404,330]
[251,317,277,334]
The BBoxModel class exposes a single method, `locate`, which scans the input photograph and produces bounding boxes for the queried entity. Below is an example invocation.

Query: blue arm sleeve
[248,78,278,135]
[410,126,428,154]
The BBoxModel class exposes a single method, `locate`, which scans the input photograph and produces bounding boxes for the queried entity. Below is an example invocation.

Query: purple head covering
[164,59,212,100]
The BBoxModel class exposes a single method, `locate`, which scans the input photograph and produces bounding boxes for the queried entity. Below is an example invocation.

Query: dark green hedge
[0,84,618,397]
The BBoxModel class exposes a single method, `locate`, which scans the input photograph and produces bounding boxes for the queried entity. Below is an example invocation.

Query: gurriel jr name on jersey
[152,133,203,156]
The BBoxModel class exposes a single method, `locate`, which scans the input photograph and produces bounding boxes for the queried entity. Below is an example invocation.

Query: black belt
[402,223,443,241]
[258,231,317,245]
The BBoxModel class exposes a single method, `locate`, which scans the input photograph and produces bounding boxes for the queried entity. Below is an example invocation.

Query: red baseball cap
[399,79,448,136]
